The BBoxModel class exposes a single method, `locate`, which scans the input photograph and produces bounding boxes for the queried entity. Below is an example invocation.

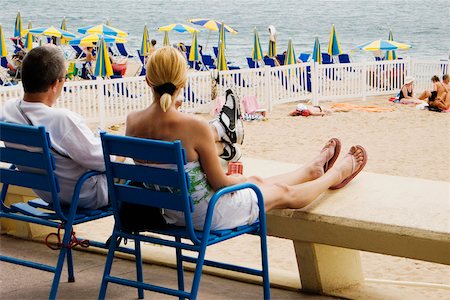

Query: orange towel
[331,103,395,112]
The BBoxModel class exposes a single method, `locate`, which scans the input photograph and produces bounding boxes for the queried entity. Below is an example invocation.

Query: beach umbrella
[217,40,228,71]
[218,21,227,49]
[268,25,277,57]
[356,39,411,51]
[24,21,33,50]
[26,26,77,40]
[312,36,322,64]
[60,17,68,45]
[78,24,128,37]
[94,36,113,77]
[327,24,342,56]
[189,31,200,62]
[0,25,8,57]
[106,19,111,26]
[140,24,150,56]
[14,11,22,37]
[163,31,169,47]
[284,38,297,65]
[158,23,199,33]
[69,33,126,46]
[188,18,237,49]
[251,27,263,64]
[385,30,398,60]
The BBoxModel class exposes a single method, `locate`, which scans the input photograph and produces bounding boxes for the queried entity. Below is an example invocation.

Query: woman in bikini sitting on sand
[398,76,424,104]
[125,46,368,230]
[420,75,450,111]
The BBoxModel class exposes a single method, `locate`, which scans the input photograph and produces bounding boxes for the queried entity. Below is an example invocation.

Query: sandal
[329,145,368,190]
[218,89,244,145]
[322,138,341,173]
[219,141,242,162]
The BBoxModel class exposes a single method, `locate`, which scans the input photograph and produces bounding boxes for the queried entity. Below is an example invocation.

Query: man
[443,74,450,91]
[1,46,109,209]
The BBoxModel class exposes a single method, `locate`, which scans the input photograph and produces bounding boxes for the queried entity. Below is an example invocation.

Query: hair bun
[154,82,176,95]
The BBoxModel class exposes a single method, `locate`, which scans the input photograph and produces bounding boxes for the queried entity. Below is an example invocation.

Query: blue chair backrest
[185,45,191,54]
[375,56,384,61]
[100,133,196,234]
[263,57,275,67]
[299,53,311,63]
[116,43,134,57]
[338,54,350,63]
[71,45,86,59]
[1,57,8,68]
[0,122,61,214]
[136,49,145,64]
[202,54,214,67]
[213,46,218,58]
[246,57,259,68]
[321,53,333,64]
[277,54,285,65]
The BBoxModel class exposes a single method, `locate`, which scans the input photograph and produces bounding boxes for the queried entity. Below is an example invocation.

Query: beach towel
[242,96,260,114]
[331,103,395,112]
[212,96,225,116]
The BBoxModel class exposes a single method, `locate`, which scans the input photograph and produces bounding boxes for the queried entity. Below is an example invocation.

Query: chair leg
[175,237,185,296]
[134,238,144,299]
[189,244,208,300]
[259,233,270,300]
[66,249,75,282]
[99,232,120,300]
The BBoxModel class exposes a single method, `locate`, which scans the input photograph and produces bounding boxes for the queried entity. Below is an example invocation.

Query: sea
[1,0,449,67]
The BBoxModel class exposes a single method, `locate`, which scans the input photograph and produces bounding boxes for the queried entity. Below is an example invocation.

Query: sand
[109,96,450,299]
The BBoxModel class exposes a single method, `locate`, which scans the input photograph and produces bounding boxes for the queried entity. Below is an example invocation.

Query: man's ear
[50,79,59,92]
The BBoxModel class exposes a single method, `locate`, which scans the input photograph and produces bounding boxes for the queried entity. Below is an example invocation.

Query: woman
[126,47,368,230]
[399,76,423,104]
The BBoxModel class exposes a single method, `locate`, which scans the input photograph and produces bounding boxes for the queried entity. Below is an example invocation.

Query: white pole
[361,61,367,101]
[97,77,106,128]
[312,62,319,105]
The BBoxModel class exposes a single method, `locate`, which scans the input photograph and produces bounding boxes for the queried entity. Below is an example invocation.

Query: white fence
[1,58,448,126]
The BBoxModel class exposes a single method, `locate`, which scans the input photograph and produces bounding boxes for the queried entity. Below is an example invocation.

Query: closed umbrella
[94,36,113,77]
[189,31,201,69]
[252,27,263,65]
[0,25,8,57]
[327,24,342,56]
[163,31,169,47]
[140,24,150,56]
[385,30,398,60]
[285,38,297,65]
[217,40,228,71]
[218,21,226,49]
[24,21,33,50]
[78,24,128,37]
[268,25,277,57]
[14,11,22,38]
[60,17,68,45]
[69,33,126,46]
[312,36,322,64]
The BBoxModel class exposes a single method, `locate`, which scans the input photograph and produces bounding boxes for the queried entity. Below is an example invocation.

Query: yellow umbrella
[14,11,22,37]
[327,24,342,56]
[163,31,169,47]
[158,23,199,33]
[251,27,263,63]
[140,24,150,56]
[78,24,128,37]
[94,36,113,77]
[217,40,228,71]
[189,31,200,62]
[60,17,68,45]
[0,24,8,57]
[24,21,33,50]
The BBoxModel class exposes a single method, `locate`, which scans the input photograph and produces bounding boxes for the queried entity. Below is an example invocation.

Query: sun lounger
[246,57,260,68]
[321,53,333,64]
[298,53,311,63]
[115,43,135,58]
[277,54,286,65]
[337,53,351,63]
[263,57,276,67]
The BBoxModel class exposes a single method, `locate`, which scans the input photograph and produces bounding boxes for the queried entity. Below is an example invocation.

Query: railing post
[265,67,273,112]
[97,77,106,129]
[361,62,367,101]
[312,62,319,106]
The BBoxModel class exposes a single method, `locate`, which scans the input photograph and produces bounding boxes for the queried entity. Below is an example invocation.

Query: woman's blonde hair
[146,46,187,112]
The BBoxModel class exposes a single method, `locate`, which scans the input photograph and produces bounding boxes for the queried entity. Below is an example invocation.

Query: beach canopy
[252,27,263,63]
[188,19,237,34]
[158,23,199,33]
[78,24,128,37]
[385,30,398,60]
[189,31,200,62]
[25,26,76,40]
[217,40,228,71]
[14,11,22,37]
[284,38,297,65]
[327,24,342,56]
[24,21,33,50]
[0,25,8,57]
[94,36,113,77]
[140,24,150,56]
[312,36,322,64]
[163,31,169,46]
[356,39,411,51]
[69,33,126,46]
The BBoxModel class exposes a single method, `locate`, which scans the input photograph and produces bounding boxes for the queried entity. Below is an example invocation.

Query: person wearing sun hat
[399,75,423,104]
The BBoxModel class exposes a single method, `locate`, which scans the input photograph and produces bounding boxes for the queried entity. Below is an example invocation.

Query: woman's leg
[249,146,366,211]
[418,90,431,100]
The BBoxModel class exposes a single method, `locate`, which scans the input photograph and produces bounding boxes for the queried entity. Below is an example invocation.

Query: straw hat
[405,76,415,84]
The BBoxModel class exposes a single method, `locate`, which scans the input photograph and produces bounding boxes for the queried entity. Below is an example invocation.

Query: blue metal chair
[321,53,333,64]
[298,53,311,63]
[337,54,351,64]
[0,122,113,299]
[98,133,270,299]
[116,43,135,58]
[70,45,86,59]
[213,46,218,58]
[246,57,260,68]
[263,57,276,67]
[276,54,285,65]
[201,54,216,69]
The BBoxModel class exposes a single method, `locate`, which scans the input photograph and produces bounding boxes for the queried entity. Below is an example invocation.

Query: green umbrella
[327,24,342,56]
[163,31,169,47]
[217,40,228,71]
[14,11,22,37]
[312,36,322,64]
[61,17,68,45]
[24,21,33,50]
[140,24,150,56]
[385,30,398,60]
[189,31,200,62]
[94,36,113,77]
[285,38,297,65]
[0,25,8,57]
[251,27,263,64]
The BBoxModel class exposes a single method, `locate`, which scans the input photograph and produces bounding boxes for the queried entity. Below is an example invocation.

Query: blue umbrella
[94,36,113,77]
[385,30,398,60]
[312,36,322,64]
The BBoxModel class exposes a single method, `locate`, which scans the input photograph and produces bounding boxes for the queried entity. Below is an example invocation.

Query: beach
[106,96,450,299]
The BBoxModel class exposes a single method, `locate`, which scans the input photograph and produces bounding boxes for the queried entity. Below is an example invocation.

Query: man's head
[151,39,157,47]
[431,75,440,82]
[22,46,66,94]
[443,74,449,83]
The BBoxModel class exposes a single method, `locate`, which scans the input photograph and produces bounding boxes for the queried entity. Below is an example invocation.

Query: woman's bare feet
[329,145,367,190]
[306,138,341,181]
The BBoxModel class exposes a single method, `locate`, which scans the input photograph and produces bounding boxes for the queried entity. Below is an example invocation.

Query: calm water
[1,0,449,66]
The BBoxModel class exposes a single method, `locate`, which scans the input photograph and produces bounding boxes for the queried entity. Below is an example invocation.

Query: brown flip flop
[329,145,368,190]
[323,138,341,173]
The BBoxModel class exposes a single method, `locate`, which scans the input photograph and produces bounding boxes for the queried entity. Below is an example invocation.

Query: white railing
[1,58,448,126]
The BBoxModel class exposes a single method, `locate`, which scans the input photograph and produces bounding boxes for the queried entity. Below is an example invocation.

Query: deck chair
[98,133,270,300]
[0,122,114,299]
[116,43,135,58]
[276,54,285,65]
[298,53,311,63]
[337,54,351,64]
[70,45,86,59]
[201,54,216,69]
[213,46,218,58]
[321,53,333,64]
[246,57,260,68]
[263,57,276,67]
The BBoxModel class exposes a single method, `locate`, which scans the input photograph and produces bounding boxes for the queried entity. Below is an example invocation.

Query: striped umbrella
[94,36,113,77]
[140,24,150,56]
[284,38,297,65]
[327,24,342,56]
[106,19,111,26]
[60,17,68,45]
[163,31,169,47]
[188,19,237,33]
[0,25,8,57]
[14,11,22,37]
[385,30,398,60]
[189,31,200,62]
[69,33,126,46]
[158,23,199,33]
[218,21,227,49]
[356,39,411,51]
[78,24,128,37]
[217,40,228,71]
[27,26,76,40]
[24,21,33,50]
[312,36,322,64]
[251,27,263,64]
